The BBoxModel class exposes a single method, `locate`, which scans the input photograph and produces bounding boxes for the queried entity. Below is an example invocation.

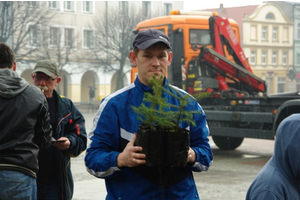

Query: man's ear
[129,51,137,65]
[167,51,173,66]
[55,77,62,86]
[12,62,17,71]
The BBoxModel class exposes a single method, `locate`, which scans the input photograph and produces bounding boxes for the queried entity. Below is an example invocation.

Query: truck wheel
[212,136,244,150]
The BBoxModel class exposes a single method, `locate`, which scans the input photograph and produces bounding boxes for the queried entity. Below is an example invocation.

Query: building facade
[243,3,294,94]
[14,1,183,103]
[268,1,300,91]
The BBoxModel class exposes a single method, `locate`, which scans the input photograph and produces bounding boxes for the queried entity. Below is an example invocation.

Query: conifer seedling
[131,75,209,131]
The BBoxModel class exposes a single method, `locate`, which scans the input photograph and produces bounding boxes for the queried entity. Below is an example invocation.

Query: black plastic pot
[134,124,164,167]
[165,128,190,167]
[135,124,190,167]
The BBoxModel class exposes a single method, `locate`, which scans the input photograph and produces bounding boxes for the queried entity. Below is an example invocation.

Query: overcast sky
[183,0,267,10]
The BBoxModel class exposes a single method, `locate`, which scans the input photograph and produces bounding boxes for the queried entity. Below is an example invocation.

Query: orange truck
[131,10,300,150]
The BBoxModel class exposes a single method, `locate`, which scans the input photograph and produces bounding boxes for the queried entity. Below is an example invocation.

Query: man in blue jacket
[85,29,213,199]
[246,113,300,200]
[31,60,87,200]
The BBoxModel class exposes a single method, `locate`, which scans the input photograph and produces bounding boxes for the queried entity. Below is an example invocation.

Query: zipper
[56,112,71,135]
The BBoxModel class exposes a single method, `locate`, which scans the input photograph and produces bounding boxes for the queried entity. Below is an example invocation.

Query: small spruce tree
[131,75,209,132]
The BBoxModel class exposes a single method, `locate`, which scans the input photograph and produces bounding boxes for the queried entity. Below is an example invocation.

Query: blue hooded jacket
[246,114,300,200]
[85,77,213,200]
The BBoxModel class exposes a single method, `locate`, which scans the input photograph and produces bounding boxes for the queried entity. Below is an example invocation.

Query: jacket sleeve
[246,191,280,200]
[188,102,213,172]
[65,100,87,157]
[34,94,52,150]
[85,99,121,179]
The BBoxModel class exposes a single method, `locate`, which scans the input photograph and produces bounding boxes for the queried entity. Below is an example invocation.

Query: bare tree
[39,27,79,72]
[91,6,144,91]
[0,1,55,58]
[38,26,85,94]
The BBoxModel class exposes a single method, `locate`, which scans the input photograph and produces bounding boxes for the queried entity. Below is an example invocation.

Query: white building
[243,3,294,94]
[16,1,183,103]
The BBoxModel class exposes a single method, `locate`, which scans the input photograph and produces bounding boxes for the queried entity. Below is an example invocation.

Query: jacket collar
[134,76,169,93]
[52,90,70,116]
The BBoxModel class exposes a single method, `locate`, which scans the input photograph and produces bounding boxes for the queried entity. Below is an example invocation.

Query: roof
[268,1,299,21]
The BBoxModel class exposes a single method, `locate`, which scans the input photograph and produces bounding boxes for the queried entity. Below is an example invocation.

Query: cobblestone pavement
[72,112,274,200]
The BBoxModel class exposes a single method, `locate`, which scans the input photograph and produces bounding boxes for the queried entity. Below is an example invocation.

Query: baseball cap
[133,29,171,50]
[32,60,59,77]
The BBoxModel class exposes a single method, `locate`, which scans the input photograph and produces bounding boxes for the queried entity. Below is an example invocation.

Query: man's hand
[52,137,70,150]
[117,133,146,167]
[187,147,197,164]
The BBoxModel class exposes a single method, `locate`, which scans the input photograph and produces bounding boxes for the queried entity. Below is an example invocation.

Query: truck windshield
[190,29,211,45]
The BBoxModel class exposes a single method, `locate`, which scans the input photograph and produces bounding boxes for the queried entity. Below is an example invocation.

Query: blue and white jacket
[85,77,213,200]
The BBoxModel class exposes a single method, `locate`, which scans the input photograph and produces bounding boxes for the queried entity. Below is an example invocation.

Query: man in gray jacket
[0,42,52,200]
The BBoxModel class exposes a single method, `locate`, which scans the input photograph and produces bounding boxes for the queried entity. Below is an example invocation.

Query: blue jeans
[0,170,37,200]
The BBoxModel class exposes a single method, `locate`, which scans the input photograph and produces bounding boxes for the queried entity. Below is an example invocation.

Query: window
[64,1,75,12]
[250,26,257,40]
[266,13,275,19]
[49,27,60,46]
[142,1,151,18]
[190,29,211,45]
[298,23,300,39]
[283,27,288,42]
[297,53,300,65]
[83,30,94,48]
[296,7,300,15]
[28,1,39,8]
[262,51,266,65]
[156,29,166,33]
[250,51,256,64]
[119,1,128,16]
[28,25,40,46]
[49,1,60,10]
[282,52,287,65]
[262,26,267,41]
[272,27,278,41]
[83,1,93,14]
[164,3,172,15]
[278,77,285,93]
[65,28,75,47]
[272,52,277,65]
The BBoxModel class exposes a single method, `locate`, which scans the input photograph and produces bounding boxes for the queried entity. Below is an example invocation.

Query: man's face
[31,72,61,98]
[130,43,173,86]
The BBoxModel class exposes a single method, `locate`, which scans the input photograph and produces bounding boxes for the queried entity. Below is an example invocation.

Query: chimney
[219,3,224,13]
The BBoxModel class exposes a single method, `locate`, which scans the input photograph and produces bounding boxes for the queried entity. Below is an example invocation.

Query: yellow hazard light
[170,10,180,15]
[188,74,195,78]
[273,109,277,114]
[170,10,218,16]
[230,100,237,106]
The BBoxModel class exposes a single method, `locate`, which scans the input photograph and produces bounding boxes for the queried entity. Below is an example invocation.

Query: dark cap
[32,60,59,77]
[133,29,171,50]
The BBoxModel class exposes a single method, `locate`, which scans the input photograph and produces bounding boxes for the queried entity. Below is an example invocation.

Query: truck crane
[130,10,300,150]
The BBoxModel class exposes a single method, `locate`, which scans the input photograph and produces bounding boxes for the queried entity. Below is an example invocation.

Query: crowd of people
[1,28,299,200]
